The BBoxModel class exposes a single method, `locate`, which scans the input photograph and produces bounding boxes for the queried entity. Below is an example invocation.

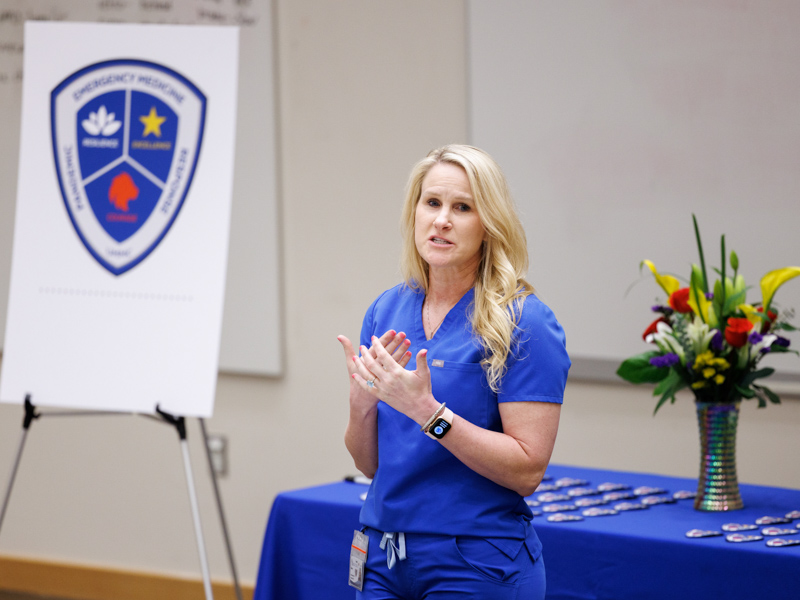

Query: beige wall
[0,0,798,587]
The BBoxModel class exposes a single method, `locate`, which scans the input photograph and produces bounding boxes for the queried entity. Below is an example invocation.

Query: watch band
[425,407,454,440]
[420,402,445,432]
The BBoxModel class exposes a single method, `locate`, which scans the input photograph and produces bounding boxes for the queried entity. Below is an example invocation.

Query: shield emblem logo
[51,59,206,275]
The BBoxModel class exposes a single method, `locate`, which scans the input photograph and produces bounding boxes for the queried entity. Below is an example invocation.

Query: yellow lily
[686,266,716,326]
[761,267,800,312]
[687,288,711,324]
[739,304,763,329]
[642,260,680,296]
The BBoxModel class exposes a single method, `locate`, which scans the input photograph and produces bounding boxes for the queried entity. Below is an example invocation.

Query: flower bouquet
[617,215,799,510]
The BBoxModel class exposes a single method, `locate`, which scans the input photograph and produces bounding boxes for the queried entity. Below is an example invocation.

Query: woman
[337,145,570,599]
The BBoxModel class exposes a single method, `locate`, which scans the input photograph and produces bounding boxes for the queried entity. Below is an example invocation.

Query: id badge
[348,530,369,591]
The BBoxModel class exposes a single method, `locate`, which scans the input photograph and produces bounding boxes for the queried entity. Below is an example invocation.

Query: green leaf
[653,392,672,415]
[653,376,687,415]
[721,287,748,316]
[734,383,756,399]
[653,368,681,396]
[617,352,670,384]
[693,214,709,294]
[754,384,782,405]
[713,279,724,321]
[740,367,775,387]
[768,345,799,356]
[720,234,727,311]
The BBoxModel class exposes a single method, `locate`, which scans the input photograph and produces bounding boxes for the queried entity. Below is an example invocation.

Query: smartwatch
[425,407,454,440]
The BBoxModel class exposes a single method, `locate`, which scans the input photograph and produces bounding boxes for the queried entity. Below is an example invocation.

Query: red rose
[643,317,667,341]
[669,288,693,314]
[724,317,754,348]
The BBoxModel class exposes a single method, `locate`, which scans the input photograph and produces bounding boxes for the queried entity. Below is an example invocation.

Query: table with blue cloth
[254,465,800,600]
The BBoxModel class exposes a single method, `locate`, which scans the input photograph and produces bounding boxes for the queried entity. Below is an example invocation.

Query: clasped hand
[337,331,437,426]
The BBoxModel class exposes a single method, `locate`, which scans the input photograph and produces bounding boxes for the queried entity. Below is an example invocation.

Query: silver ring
[367,378,376,388]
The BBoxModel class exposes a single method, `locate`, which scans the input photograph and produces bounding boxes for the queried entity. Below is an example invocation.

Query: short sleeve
[497,295,571,404]
[360,295,380,349]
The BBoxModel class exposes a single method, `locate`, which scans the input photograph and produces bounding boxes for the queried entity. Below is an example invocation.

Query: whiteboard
[0,0,281,376]
[468,1,800,383]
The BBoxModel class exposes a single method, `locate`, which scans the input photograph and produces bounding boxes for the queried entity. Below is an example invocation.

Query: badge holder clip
[349,529,369,591]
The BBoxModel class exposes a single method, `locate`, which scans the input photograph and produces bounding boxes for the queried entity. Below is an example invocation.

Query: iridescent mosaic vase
[694,401,743,511]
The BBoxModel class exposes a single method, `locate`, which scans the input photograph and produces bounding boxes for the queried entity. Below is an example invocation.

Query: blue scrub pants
[356,527,545,600]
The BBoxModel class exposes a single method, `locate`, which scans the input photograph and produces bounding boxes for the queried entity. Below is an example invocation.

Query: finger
[370,336,398,373]
[415,349,431,381]
[378,329,397,345]
[338,336,360,376]
[397,349,412,369]
[372,335,407,371]
[369,330,397,358]
[379,335,410,370]
[351,372,376,394]
[356,347,380,382]
[337,335,356,361]
[391,338,411,363]
[383,331,406,356]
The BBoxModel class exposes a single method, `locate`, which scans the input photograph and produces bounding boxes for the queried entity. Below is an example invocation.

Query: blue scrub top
[359,284,570,555]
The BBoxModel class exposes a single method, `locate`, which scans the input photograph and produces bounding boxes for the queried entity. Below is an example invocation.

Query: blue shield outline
[51,59,207,276]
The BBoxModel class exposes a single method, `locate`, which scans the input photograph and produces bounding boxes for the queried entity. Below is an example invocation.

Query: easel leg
[0,396,39,537]
[0,429,30,536]
[157,406,215,600]
[200,418,243,600]
[180,437,215,600]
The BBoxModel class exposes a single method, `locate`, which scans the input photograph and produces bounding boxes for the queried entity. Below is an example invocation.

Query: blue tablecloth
[254,465,800,600]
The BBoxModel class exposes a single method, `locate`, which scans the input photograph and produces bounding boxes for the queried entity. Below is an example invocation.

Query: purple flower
[748,332,763,345]
[711,330,723,352]
[705,292,714,300]
[651,305,673,316]
[775,336,791,348]
[650,353,680,368]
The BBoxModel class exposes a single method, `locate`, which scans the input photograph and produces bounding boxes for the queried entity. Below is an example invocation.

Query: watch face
[430,418,451,439]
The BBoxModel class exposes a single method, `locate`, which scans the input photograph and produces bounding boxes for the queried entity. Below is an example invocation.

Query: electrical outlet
[206,434,228,477]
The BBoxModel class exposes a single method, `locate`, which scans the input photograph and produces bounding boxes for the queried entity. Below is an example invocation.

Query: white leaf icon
[81,105,122,137]
[82,117,101,135]
[102,121,122,135]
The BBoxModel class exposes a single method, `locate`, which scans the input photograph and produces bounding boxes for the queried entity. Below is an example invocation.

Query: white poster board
[0,2,281,378]
[0,22,239,417]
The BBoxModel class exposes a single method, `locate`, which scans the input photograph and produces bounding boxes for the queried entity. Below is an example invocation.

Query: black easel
[0,395,243,600]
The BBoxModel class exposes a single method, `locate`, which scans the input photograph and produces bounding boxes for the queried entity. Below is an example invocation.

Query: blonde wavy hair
[400,145,534,391]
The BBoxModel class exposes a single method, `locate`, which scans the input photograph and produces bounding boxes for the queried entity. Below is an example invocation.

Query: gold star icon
[139,107,166,137]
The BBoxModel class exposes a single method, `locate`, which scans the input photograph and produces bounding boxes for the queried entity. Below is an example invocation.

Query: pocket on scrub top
[430,361,491,427]
[453,536,524,585]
